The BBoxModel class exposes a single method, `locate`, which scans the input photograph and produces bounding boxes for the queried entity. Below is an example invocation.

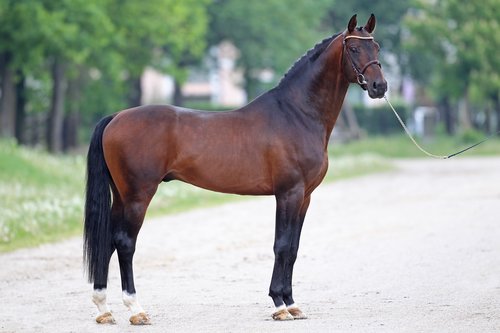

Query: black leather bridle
[342,35,381,88]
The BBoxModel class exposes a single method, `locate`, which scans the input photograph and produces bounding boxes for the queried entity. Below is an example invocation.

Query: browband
[343,35,374,41]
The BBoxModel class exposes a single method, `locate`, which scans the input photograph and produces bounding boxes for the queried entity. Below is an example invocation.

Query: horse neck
[279,37,350,141]
[312,37,350,136]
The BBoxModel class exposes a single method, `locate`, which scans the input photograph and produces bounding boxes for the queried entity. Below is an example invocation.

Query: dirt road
[1,158,499,332]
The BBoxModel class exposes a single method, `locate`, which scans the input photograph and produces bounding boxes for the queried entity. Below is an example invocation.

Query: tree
[0,1,47,139]
[405,0,500,133]
[107,0,210,108]
[39,0,114,152]
[160,0,210,106]
[0,0,114,151]
[0,0,211,150]
[208,0,331,98]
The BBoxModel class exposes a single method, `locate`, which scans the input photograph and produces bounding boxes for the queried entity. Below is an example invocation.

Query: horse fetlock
[92,288,111,315]
[122,291,145,314]
[287,305,307,320]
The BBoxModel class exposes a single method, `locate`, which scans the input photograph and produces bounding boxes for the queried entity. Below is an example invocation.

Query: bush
[459,128,486,144]
[353,103,410,135]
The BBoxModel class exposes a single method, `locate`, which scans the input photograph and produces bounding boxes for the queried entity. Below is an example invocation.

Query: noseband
[342,35,381,87]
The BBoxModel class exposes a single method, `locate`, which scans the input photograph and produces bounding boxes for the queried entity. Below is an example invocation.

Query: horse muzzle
[367,78,387,99]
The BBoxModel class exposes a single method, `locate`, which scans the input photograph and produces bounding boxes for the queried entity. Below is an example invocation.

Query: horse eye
[350,46,359,53]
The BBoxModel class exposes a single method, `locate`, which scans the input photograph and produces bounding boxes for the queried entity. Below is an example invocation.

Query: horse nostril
[373,80,387,93]
[380,81,388,92]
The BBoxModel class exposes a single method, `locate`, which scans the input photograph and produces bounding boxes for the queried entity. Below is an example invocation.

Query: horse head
[342,14,387,98]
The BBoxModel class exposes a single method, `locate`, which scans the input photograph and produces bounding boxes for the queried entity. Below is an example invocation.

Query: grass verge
[330,134,500,158]
[0,140,392,252]
[0,141,85,252]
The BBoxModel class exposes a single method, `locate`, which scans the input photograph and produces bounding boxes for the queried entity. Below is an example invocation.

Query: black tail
[83,115,115,284]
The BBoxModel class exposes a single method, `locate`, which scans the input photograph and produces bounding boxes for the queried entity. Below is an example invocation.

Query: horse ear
[364,13,376,33]
[347,14,357,33]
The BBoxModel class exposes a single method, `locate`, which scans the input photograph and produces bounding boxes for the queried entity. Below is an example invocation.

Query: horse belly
[172,147,274,195]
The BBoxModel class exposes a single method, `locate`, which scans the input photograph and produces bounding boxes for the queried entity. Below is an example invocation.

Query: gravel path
[1,157,499,333]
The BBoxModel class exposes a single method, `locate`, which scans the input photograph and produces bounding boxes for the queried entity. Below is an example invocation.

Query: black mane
[277,32,341,87]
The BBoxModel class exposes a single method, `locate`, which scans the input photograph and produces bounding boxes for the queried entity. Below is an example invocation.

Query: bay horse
[84,14,387,325]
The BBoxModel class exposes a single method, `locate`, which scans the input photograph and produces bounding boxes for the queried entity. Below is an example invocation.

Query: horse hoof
[129,312,151,325]
[96,312,116,324]
[272,308,294,321]
[287,306,307,320]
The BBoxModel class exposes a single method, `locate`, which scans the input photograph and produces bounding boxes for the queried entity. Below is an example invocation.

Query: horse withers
[84,14,387,325]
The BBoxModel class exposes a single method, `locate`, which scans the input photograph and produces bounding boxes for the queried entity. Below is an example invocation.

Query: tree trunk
[47,59,67,153]
[244,71,260,101]
[15,72,26,144]
[173,79,185,106]
[440,97,455,135]
[62,73,83,151]
[127,74,142,108]
[63,112,79,152]
[0,52,17,138]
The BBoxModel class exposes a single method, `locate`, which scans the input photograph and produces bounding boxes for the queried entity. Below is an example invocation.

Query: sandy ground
[0,157,499,333]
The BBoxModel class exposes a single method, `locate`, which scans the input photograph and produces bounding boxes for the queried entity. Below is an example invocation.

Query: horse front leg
[282,195,310,320]
[269,188,307,320]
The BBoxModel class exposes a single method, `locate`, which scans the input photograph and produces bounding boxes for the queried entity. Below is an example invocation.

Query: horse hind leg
[114,186,157,325]
[91,203,120,324]
[92,289,115,324]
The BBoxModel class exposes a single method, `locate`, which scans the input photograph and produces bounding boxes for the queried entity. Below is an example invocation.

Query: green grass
[2,132,498,252]
[0,140,389,252]
[0,140,85,251]
[330,134,500,158]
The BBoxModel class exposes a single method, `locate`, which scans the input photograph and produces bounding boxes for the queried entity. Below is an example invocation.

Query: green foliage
[459,128,486,144]
[77,0,211,113]
[354,103,410,135]
[0,0,114,70]
[106,0,210,78]
[404,0,500,104]
[0,0,212,145]
[2,0,498,149]
[0,1,45,72]
[208,0,331,97]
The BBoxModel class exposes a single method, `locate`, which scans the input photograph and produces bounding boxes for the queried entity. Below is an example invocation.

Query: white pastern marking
[275,304,287,312]
[122,291,145,315]
[92,288,111,314]
[287,303,297,309]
